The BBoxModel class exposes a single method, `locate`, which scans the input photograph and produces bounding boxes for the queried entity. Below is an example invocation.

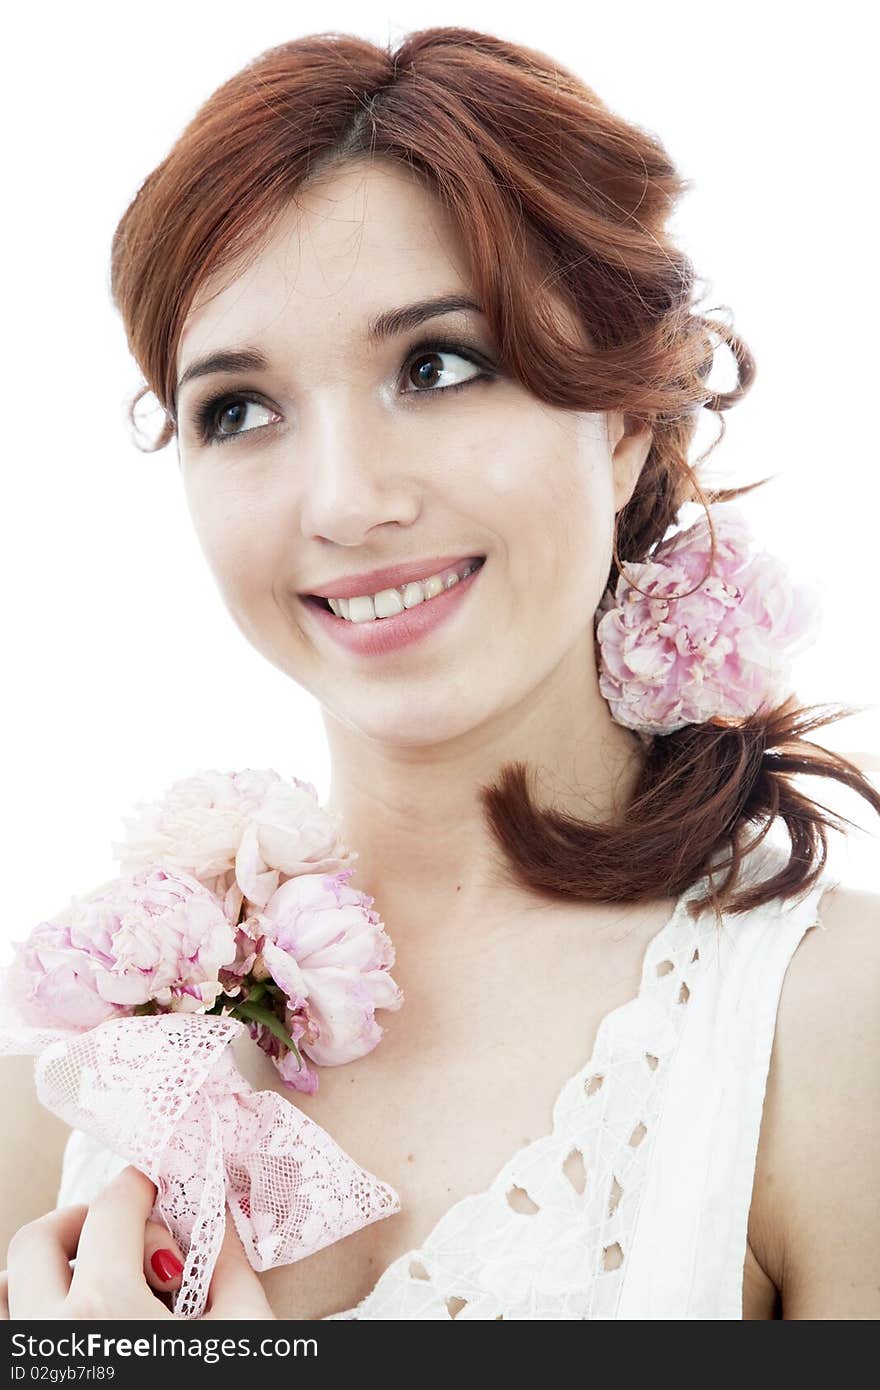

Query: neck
[321,640,645,962]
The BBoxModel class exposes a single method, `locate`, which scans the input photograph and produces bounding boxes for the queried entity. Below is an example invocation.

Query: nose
[296,393,421,547]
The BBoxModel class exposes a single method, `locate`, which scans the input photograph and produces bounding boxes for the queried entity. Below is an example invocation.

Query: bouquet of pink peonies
[0,770,404,1318]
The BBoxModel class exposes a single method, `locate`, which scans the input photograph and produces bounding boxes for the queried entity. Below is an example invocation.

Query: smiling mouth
[304,557,487,614]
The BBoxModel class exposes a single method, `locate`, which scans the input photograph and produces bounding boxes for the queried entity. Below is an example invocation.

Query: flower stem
[230,1000,304,1069]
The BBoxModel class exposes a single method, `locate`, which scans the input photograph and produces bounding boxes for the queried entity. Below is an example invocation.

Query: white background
[3,1,877,956]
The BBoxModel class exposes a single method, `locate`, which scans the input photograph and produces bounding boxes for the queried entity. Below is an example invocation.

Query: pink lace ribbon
[0,1012,401,1318]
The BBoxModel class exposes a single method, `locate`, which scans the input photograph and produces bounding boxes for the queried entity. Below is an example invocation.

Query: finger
[0,1270,8,1320]
[6,1205,88,1319]
[70,1166,158,1296]
[203,1207,275,1321]
[142,1220,185,1294]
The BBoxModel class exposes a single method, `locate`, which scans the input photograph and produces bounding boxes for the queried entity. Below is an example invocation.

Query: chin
[330,695,491,748]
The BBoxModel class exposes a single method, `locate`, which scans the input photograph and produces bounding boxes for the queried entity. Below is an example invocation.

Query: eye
[401,343,487,398]
[201,394,278,442]
[195,395,279,446]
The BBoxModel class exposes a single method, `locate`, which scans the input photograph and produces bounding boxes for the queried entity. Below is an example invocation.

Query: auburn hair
[109,25,880,922]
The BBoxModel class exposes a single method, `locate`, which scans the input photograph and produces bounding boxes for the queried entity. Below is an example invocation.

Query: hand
[0,1165,276,1320]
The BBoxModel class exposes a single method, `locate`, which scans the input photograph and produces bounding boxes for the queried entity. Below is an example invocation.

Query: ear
[608,412,653,512]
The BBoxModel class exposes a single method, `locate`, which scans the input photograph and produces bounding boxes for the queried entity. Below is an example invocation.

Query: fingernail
[151,1249,184,1282]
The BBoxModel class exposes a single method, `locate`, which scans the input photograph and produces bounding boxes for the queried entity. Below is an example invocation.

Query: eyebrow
[174,293,483,408]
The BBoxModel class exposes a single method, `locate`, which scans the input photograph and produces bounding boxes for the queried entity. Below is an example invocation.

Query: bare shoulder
[748,877,880,1319]
[0,1054,72,1261]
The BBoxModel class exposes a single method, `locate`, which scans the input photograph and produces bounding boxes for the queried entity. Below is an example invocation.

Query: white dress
[56,832,842,1319]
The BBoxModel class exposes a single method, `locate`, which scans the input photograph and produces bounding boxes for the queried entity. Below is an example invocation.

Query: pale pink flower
[595,503,822,735]
[111,769,356,917]
[8,868,237,1029]
[246,868,403,1092]
[248,1012,320,1095]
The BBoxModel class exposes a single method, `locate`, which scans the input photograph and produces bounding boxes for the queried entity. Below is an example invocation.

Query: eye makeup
[187,334,499,447]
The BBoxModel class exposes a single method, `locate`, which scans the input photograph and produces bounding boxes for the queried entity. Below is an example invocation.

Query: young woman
[2,25,878,1321]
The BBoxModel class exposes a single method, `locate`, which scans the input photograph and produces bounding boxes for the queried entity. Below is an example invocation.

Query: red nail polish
[151,1249,184,1282]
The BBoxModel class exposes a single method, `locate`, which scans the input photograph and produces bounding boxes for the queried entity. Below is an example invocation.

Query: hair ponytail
[477,698,880,924]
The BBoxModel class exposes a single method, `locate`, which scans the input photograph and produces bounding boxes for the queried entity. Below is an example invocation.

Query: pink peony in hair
[595,503,822,736]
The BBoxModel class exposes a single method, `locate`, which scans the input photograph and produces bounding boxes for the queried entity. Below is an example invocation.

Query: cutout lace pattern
[324,879,711,1320]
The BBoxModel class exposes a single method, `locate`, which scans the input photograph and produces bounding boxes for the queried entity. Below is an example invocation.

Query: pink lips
[304,554,485,601]
[301,558,486,657]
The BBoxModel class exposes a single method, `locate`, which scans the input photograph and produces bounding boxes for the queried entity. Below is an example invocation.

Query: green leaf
[231,1000,304,1069]
[207,992,240,1016]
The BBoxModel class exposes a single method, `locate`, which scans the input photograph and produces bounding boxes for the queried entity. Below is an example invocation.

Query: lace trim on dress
[322,848,739,1320]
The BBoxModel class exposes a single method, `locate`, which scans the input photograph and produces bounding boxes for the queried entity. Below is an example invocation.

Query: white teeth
[373,588,406,618]
[346,595,378,623]
[403,574,444,606]
[327,561,480,623]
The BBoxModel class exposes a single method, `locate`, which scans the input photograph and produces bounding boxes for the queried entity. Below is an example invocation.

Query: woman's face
[175,158,647,747]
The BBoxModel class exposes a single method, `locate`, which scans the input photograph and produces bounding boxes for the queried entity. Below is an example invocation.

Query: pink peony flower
[594,503,822,735]
[246,868,404,1092]
[8,868,237,1030]
[111,769,356,920]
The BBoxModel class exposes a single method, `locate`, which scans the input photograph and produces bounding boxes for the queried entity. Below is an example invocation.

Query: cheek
[485,442,613,604]
[552,446,616,600]
[219,550,268,614]
[186,506,276,627]
[558,487,615,595]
